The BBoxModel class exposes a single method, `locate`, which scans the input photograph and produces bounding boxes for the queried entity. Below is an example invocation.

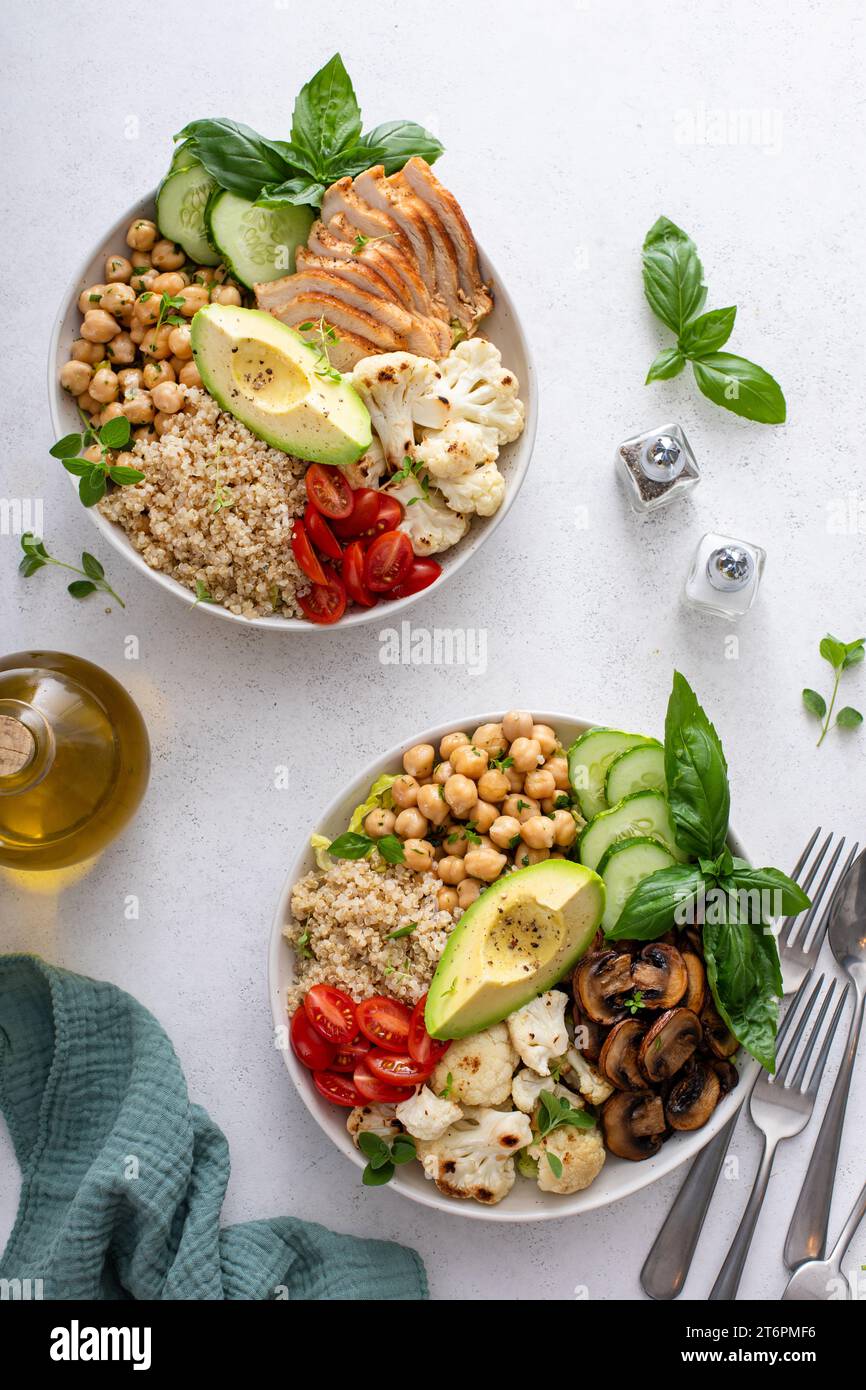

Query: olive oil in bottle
[0,651,150,870]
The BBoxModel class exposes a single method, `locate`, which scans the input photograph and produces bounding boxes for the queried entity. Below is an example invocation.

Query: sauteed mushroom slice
[638,1007,702,1084]
[629,942,688,1009]
[601,1090,667,1161]
[599,1019,646,1090]
[571,999,605,1061]
[665,1060,721,1131]
[681,951,707,1014]
[710,1058,739,1095]
[575,950,634,1025]
[701,1000,738,1058]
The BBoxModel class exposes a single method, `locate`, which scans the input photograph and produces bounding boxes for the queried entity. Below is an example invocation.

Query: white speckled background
[1,0,865,1300]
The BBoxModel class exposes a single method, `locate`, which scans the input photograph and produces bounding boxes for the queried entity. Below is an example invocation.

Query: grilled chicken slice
[398,157,492,324]
[294,247,399,303]
[325,213,439,320]
[352,167,439,296]
[268,293,408,353]
[257,270,448,358]
[321,179,410,254]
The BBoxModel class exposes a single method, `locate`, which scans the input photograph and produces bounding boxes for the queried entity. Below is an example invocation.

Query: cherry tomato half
[372,494,404,533]
[342,539,377,608]
[390,558,442,599]
[305,505,343,561]
[291,519,328,586]
[364,530,413,593]
[305,463,353,519]
[408,994,451,1069]
[355,996,412,1053]
[353,1058,415,1105]
[330,1036,371,1073]
[304,984,357,1044]
[366,1049,433,1086]
[297,569,347,625]
[331,488,381,538]
[313,1070,365,1108]
[291,1006,337,1071]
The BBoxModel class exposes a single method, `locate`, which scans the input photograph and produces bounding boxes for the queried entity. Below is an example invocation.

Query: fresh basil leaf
[177,119,294,200]
[256,174,326,209]
[645,347,685,383]
[679,306,736,356]
[78,470,107,508]
[606,864,708,940]
[377,834,406,865]
[327,831,374,860]
[724,867,811,919]
[642,217,707,335]
[18,555,46,577]
[291,53,362,174]
[362,1161,394,1186]
[358,120,444,173]
[702,902,781,1072]
[836,706,864,729]
[67,579,97,599]
[802,688,827,718]
[81,552,104,581]
[819,634,848,670]
[664,671,730,858]
[99,415,131,449]
[691,352,786,424]
[49,432,84,459]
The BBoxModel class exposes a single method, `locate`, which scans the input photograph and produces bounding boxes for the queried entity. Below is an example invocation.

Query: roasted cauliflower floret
[433,460,506,517]
[529,1124,606,1195]
[507,991,570,1075]
[414,419,499,481]
[383,474,469,555]
[511,1068,584,1115]
[416,1106,532,1204]
[395,1085,462,1141]
[438,338,525,445]
[562,1045,614,1105]
[341,436,387,490]
[350,353,450,468]
[346,1103,401,1147]
[430,1023,518,1106]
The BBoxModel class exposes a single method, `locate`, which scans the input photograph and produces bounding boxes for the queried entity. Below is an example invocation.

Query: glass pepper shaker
[684,533,766,619]
[615,422,701,513]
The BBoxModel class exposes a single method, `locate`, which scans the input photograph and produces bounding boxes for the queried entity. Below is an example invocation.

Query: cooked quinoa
[285,859,457,1014]
[98,388,310,618]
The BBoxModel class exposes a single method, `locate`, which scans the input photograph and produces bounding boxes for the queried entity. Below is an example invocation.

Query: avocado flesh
[425,860,605,1039]
[190,304,371,466]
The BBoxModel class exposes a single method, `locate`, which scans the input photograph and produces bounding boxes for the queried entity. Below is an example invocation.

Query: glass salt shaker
[684,533,766,619]
[615,423,701,513]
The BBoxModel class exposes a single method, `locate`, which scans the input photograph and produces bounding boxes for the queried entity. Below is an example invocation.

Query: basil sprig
[606,672,809,1071]
[176,55,442,212]
[642,217,786,424]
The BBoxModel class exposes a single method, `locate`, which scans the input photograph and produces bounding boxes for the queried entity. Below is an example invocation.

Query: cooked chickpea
[133,427,155,443]
[551,810,578,847]
[168,324,193,359]
[402,838,434,873]
[77,391,101,415]
[416,782,449,826]
[106,332,136,366]
[89,367,119,404]
[439,730,469,760]
[99,402,125,424]
[509,736,543,773]
[471,722,507,758]
[122,391,154,425]
[133,294,161,327]
[131,268,158,294]
[472,800,499,833]
[151,239,186,271]
[101,282,136,318]
[363,808,396,838]
[129,323,146,345]
[531,724,558,758]
[151,272,186,297]
[192,266,218,286]
[177,284,209,317]
[126,218,158,251]
[433,760,452,786]
[438,855,467,886]
[143,360,175,389]
[451,743,488,780]
[464,846,507,882]
[544,755,570,791]
[502,709,533,741]
[81,309,120,343]
[60,360,92,395]
[140,325,174,360]
[443,774,477,818]
[82,444,103,464]
[514,844,549,868]
[78,284,106,314]
[394,807,427,840]
[437,886,459,913]
[477,768,510,803]
[458,878,482,909]
[153,411,176,435]
[71,338,104,364]
[105,254,132,283]
[391,774,418,809]
[210,284,242,306]
[520,814,555,850]
[442,825,469,856]
[403,743,435,778]
[503,793,540,823]
[525,768,556,800]
[179,360,203,388]
[151,381,184,414]
[113,449,138,469]
[489,815,522,850]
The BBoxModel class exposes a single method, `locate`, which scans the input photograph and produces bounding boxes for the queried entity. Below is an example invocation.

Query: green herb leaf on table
[664,670,730,859]
[678,306,737,356]
[645,347,685,383]
[642,217,707,335]
[18,533,124,608]
[836,707,864,729]
[804,633,865,746]
[802,688,827,719]
[691,353,786,425]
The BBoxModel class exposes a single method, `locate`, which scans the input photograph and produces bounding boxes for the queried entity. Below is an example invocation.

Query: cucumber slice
[168,141,199,173]
[568,728,655,821]
[598,836,678,934]
[206,190,314,289]
[605,741,666,804]
[579,790,687,872]
[156,165,220,266]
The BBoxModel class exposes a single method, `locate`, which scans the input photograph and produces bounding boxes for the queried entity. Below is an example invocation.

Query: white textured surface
[1,0,865,1301]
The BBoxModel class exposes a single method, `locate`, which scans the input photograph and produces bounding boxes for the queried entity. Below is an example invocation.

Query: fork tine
[776,972,811,1047]
[775,973,826,1083]
[801,841,860,958]
[785,837,846,952]
[789,826,821,882]
[804,986,850,1098]
[780,832,836,950]
[790,980,837,1089]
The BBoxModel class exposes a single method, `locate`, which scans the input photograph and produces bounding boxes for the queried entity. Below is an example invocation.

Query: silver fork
[708,971,850,1300]
[641,829,858,1300]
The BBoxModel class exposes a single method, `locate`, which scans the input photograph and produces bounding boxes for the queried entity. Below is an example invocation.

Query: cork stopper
[0,714,35,776]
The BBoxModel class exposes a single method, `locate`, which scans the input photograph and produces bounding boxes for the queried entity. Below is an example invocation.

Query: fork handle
[641,1112,738,1300]
[710,1134,778,1300]
[784,985,865,1268]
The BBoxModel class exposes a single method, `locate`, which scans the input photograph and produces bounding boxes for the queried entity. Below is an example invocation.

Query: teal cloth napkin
[0,955,427,1300]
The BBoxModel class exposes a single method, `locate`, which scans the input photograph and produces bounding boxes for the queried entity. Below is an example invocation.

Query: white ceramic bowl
[269,711,756,1221]
[48,194,537,632]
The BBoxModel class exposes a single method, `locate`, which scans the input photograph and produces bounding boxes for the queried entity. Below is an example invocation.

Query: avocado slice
[425,860,605,1040]
[190,304,371,466]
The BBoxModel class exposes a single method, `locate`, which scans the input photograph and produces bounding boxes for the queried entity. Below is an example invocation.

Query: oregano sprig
[50,415,143,508]
[803,634,864,746]
[19,532,125,607]
[357,1130,416,1186]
